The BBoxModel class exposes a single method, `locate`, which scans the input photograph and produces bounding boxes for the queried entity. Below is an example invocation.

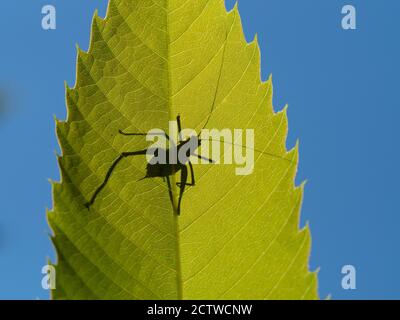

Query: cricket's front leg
[176,165,189,216]
[176,161,195,187]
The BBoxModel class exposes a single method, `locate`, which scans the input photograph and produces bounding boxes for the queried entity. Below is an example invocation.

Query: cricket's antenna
[199,28,229,135]
[199,138,296,165]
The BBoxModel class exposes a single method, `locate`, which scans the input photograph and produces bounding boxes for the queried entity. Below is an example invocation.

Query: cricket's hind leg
[176,161,195,187]
[176,164,189,216]
[165,176,174,208]
[174,155,215,188]
[85,149,147,209]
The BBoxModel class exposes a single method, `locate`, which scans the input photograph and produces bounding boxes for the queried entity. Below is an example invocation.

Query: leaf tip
[52,113,59,123]
[93,9,105,28]
[300,179,308,189]
[228,1,240,17]
[233,1,239,11]
[76,43,87,57]
[279,103,289,118]
[63,80,71,91]
[254,33,259,43]
[294,138,301,149]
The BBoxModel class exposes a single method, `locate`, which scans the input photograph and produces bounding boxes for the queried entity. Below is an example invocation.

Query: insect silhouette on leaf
[84,115,215,215]
[84,28,296,215]
[85,29,229,215]
[84,113,296,215]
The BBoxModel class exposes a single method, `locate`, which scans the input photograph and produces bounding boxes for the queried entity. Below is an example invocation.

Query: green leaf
[48,0,319,300]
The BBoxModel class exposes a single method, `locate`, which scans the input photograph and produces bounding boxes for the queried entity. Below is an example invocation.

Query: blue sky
[0,0,399,299]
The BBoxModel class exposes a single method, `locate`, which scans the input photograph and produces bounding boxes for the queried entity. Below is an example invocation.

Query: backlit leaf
[48,0,319,300]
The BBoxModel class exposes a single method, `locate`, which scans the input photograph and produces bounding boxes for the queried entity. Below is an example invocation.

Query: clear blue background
[0,0,399,299]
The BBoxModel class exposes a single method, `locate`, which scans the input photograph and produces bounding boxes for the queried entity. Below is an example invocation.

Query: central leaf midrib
[166,2,183,300]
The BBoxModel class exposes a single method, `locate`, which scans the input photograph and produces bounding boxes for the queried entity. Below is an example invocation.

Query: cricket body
[145,135,201,180]
[85,115,214,215]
